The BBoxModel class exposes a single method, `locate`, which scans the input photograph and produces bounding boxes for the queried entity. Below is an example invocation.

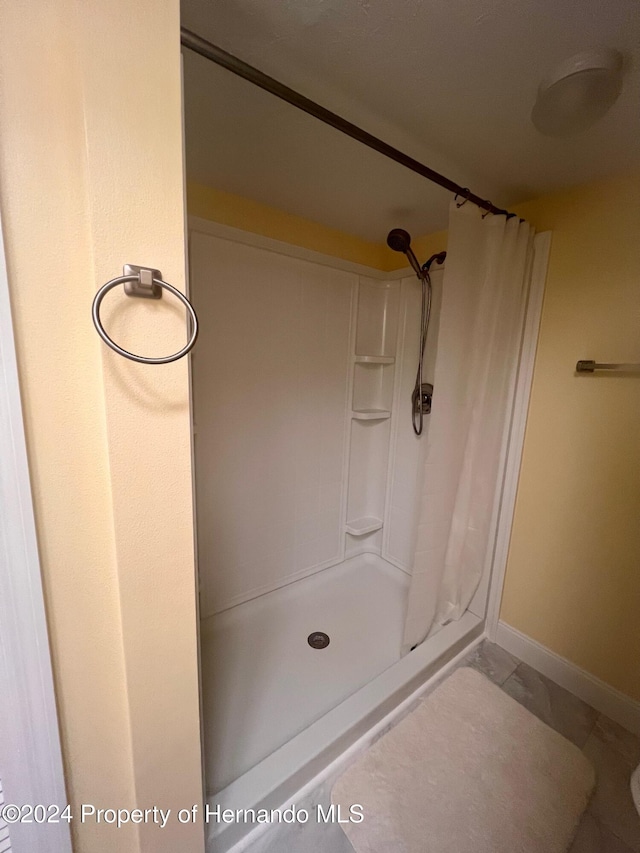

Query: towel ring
[92,265,199,364]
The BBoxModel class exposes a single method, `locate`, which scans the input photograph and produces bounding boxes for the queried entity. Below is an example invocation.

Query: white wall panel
[190,232,355,614]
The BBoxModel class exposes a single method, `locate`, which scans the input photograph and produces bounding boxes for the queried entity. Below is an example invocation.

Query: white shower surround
[190,225,441,618]
[188,216,550,852]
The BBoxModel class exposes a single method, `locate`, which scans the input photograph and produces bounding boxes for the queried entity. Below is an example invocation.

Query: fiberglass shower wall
[189,225,443,618]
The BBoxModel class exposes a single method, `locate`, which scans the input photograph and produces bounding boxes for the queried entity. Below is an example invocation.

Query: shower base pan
[200,553,483,852]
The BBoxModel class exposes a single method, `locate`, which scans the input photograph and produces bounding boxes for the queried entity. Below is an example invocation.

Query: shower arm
[423,252,447,272]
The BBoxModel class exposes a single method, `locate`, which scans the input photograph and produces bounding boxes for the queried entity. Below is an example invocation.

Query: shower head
[386,228,424,279]
[386,228,412,253]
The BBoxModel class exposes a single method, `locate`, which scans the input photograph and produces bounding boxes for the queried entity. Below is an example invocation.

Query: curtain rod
[180,27,510,218]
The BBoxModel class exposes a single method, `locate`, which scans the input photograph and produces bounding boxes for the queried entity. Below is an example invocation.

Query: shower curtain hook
[455,188,471,207]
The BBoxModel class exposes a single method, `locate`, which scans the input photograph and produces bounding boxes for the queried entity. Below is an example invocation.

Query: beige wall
[0,2,203,851]
[501,173,640,702]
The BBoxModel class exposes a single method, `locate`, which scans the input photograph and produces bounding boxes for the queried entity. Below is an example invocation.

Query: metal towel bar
[576,360,640,374]
[92,265,198,364]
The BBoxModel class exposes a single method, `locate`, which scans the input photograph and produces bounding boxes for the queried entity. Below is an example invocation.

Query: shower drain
[307,631,330,649]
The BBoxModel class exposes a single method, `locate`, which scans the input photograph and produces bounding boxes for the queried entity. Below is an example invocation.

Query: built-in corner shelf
[344,517,383,536]
[352,409,391,421]
[354,355,395,365]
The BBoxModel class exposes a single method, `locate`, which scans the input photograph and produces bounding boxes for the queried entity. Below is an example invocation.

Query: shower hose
[412,267,433,436]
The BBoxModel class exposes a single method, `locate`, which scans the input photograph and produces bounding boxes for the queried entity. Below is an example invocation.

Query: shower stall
[180,25,548,853]
[189,220,492,851]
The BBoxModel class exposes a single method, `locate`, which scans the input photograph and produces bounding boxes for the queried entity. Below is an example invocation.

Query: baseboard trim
[496,622,640,735]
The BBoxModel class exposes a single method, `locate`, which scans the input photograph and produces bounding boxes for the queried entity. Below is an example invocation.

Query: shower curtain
[403,201,534,652]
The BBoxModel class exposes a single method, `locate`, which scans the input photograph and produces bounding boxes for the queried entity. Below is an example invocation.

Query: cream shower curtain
[403,201,534,651]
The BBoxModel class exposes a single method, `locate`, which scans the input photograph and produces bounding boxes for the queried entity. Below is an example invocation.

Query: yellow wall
[0,3,203,852]
[187,181,447,271]
[501,173,640,701]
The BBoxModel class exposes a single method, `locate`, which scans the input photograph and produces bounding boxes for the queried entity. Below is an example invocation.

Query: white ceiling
[182,0,640,241]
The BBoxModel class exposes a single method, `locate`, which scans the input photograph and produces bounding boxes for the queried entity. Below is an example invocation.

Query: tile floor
[465,642,640,853]
[242,640,640,853]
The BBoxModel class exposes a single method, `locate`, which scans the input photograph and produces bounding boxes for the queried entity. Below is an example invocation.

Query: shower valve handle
[413,383,433,416]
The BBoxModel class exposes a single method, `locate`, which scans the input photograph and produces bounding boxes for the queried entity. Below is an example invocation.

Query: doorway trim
[0,213,71,853]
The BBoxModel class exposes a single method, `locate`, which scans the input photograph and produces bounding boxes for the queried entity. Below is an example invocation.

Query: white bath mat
[332,667,594,853]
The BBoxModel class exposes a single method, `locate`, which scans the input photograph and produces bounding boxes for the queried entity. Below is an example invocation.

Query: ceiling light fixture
[531,48,624,137]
